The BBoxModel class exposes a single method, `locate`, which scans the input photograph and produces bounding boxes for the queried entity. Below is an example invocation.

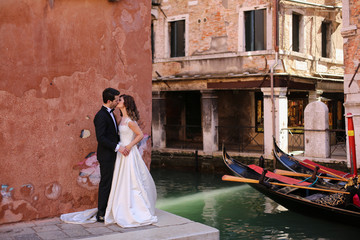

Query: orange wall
[0,0,152,224]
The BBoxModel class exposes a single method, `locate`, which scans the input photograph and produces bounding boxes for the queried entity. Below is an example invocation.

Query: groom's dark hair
[102,88,120,103]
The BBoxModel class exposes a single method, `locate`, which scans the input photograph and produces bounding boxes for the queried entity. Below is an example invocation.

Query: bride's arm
[126,121,144,151]
[116,113,121,125]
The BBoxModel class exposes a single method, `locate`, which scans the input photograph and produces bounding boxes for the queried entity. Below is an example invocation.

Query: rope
[309,176,319,187]
[297,176,319,187]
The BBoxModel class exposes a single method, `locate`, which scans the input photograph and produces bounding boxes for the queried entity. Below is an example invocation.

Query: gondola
[222,147,360,226]
[273,138,352,180]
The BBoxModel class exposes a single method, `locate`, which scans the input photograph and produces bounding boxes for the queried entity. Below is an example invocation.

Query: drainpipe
[270,53,279,139]
[271,0,280,138]
[270,0,279,166]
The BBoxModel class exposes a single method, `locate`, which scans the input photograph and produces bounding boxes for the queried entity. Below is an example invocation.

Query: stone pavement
[0,209,219,240]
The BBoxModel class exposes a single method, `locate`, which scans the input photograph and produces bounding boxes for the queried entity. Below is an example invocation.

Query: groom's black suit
[94,106,120,218]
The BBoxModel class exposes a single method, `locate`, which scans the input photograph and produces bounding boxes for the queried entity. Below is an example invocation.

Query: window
[292,13,300,52]
[287,92,308,133]
[169,20,185,57]
[321,21,331,58]
[255,92,264,132]
[165,91,202,148]
[288,99,305,129]
[321,93,345,131]
[151,21,154,61]
[245,9,266,51]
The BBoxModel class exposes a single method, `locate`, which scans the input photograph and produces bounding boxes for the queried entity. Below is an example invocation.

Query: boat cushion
[301,159,351,178]
[248,164,311,186]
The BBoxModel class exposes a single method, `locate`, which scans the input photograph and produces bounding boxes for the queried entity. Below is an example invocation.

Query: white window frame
[238,4,272,53]
[290,10,305,53]
[321,20,332,59]
[165,14,189,58]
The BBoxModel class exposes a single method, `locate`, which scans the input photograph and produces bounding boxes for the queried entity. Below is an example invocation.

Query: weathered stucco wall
[152,0,343,81]
[0,0,152,224]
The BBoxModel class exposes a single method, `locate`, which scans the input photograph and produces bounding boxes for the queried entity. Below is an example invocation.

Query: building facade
[0,0,152,224]
[341,0,360,168]
[151,0,345,158]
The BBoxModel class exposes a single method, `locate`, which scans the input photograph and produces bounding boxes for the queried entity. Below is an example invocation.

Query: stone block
[304,101,330,158]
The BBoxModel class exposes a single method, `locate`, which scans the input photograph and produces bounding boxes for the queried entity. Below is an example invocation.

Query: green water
[152,168,359,240]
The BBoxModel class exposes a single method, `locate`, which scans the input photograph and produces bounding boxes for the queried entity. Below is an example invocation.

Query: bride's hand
[119,146,129,156]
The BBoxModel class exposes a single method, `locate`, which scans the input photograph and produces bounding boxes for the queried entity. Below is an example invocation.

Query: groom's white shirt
[104,105,120,152]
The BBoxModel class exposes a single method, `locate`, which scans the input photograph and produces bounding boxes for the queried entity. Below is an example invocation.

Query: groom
[94,88,129,222]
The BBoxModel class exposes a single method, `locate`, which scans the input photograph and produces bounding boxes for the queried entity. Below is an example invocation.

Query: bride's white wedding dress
[105,117,157,227]
[61,118,157,227]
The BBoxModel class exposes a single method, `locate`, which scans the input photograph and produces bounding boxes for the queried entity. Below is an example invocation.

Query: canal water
[151,168,359,240]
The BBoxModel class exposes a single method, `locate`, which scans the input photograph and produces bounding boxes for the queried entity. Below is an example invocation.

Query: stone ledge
[80,209,219,240]
[81,222,219,240]
[0,209,219,240]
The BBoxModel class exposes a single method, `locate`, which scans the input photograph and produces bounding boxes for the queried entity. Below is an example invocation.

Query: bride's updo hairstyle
[120,94,140,121]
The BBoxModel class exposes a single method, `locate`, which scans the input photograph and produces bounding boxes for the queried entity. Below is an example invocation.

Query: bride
[105,94,157,227]
[61,94,157,228]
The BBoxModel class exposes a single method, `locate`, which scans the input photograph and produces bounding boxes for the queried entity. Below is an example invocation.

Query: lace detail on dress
[119,118,136,146]
[120,117,132,126]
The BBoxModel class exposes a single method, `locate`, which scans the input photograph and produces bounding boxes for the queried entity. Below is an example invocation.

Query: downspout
[270,0,279,166]
[271,0,279,138]
[270,54,278,139]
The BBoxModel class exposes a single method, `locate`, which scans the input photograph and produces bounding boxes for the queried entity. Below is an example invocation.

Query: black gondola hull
[250,183,360,226]
[273,138,314,174]
[222,147,360,226]
[273,138,351,179]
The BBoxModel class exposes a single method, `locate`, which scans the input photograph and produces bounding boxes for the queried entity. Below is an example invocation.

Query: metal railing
[217,125,264,153]
[164,124,203,149]
[329,129,347,157]
[162,124,264,153]
[161,124,345,157]
[281,128,346,158]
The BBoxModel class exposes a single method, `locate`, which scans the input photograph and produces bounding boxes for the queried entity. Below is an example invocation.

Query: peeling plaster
[45,182,62,200]
[0,184,39,223]
[20,184,34,198]
[80,129,91,138]
[1,185,14,204]
[75,152,100,190]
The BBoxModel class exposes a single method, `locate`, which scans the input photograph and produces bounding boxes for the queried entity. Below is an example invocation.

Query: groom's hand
[119,146,129,156]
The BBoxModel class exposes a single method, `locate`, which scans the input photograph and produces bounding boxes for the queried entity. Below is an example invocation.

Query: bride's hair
[120,94,140,121]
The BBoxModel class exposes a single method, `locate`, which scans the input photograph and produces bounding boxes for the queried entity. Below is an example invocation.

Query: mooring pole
[346,113,357,177]
[195,150,199,172]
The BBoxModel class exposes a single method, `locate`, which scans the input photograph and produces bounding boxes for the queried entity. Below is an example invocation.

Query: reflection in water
[264,197,288,214]
[152,168,359,240]
[202,189,218,227]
